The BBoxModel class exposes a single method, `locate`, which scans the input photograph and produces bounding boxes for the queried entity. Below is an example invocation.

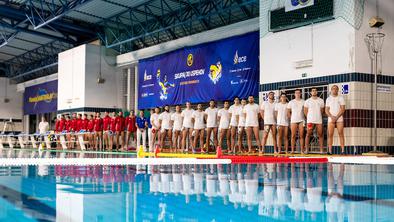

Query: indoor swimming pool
[1,150,394,222]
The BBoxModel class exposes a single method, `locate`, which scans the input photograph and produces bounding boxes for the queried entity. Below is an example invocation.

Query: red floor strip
[218,155,328,164]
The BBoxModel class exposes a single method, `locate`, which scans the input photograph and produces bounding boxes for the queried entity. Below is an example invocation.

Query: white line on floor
[0,158,231,166]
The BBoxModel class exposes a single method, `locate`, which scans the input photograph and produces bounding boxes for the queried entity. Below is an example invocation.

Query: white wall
[58,44,123,111]
[84,44,123,109]
[58,45,86,110]
[260,19,355,84]
[0,77,23,119]
[355,0,394,75]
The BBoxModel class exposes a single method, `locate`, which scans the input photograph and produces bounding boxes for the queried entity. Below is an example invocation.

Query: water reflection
[1,160,394,221]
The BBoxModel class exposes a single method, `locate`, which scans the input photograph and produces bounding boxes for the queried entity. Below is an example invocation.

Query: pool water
[1,151,394,222]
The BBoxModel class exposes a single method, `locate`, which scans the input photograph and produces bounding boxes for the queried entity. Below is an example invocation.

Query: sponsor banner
[23,80,58,115]
[138,32,259,109]
[285,0,314,12]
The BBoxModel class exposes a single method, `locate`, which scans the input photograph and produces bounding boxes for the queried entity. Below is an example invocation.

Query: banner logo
[234,50,247,64]
[209,61,222,84]
[143,70,152,81]
[187,54,193,67]
[157,69,175,100]
[29,88,57,109]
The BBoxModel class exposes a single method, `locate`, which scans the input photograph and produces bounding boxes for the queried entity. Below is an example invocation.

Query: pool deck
[0,148,393,165]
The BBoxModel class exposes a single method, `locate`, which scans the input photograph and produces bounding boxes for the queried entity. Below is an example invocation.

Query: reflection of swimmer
[288,163,306,220]
[157,69,174,100]
[326,163,346,222]
[209,61,222,84]
[274,164,290,218]
[304,164,324,220]
[259,164,277,217]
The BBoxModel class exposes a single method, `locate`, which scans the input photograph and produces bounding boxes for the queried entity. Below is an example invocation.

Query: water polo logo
[156,69,174,100]
[187,53,193,67]
[291,0,313,6]
[29,88,57,109]
[209,61,222,84]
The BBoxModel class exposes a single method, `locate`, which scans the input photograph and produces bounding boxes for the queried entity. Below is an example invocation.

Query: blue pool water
[1,150,394,222]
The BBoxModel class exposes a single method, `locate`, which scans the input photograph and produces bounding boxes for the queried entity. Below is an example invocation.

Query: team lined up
[53,85,345,155]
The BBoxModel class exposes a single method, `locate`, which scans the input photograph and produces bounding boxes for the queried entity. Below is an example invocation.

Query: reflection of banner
[285,0,314,12]
[24,80,58,115]
[138,32,259,109]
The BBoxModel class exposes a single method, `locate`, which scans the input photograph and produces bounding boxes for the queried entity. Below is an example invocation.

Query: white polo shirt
[229,104,242,127]
[304,97,325,124]
[39,121,49,134]
[171,112,183,131]
[326,95,345,123]
[287,99,305,124]
[150,113,160,129]
[260,100,276,125]
[243,103,260,127]
[275,103,289,126]
[181,108,194,128]
[159,112,172,130]
[218,108,230,129]
[192,110,205,130]
[238,106,246,127]
[205,107,218,128]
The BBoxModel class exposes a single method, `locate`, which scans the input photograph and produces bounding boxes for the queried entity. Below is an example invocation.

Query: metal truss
[6,40,72,82]
[98,0,259,52]
[25,0,94,29]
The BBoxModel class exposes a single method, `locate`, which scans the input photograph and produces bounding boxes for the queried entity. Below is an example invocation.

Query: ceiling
[0,0,259,82]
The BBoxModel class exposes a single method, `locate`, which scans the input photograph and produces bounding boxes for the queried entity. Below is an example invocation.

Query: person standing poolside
[218,101,231,152]
[125,110,137,151]
[325,85,346,155]
[275,93,290,154]
[261,91,278,154]
[159,105,173,151]
[287,89,305,154]
[115,111,125,151]
[136,110,148,151]
[205,100,219,152]
[59,115,66,132]
[150,107,161,149]
[38,116,49,135]
[171,105,183,152]
[237,99,247,153]
[181,101,194,152]
[75,114,82,133]
[93,112,103,150]
[304,87,325,154]
[65,115,73,148]
[147,109,154,152]
[87,114,95,149]
[192,104,205,153]
[109,112,117,151]
[102,111,111,150]
[229,97,242,153]
[55,115,61,133]
[244,96,262,154]
[81,114,89,148]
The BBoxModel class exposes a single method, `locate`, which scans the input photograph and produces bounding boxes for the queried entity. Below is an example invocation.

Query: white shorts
[172,127,182,132]
[328,116,344,123]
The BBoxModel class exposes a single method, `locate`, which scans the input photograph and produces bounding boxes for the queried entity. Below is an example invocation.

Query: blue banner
[23,80,58,115]
[138,32,259,109]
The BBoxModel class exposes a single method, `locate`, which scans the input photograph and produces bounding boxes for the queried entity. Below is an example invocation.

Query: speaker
[369,16,384,28]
